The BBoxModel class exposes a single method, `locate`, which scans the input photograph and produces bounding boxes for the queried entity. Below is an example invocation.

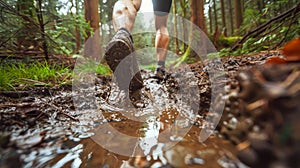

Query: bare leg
[154,15,169,63]
[113,0,141,32]
[153,15,169,79]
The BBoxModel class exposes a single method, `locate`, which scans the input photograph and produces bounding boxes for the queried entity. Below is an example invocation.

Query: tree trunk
[213,0,219,43]
[172,0,179,54]
[36,0,49,60]
[213,0,218,33]
[228,0,234,35]
[241,0,245,13]
[180,0,188,51]
[234,0,243,29]
[17,0,37,51]
[107,0,115,38]
[220,0,227,36]
[190,0,207,34]
[209,7,213,34]
[257,0,263,13]
[84,0,101,60]
[177,0,207,65]
[75,0,81,53]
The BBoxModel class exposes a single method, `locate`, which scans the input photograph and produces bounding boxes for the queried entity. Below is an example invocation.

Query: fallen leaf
[265,56,287,64]
[282,37,300,62]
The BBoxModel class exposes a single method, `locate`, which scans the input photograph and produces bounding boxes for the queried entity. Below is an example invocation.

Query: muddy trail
[1,50,300,168]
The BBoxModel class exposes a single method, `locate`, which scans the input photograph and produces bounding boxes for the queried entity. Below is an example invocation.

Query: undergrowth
[0,62,111,91]
[0,62,71,91]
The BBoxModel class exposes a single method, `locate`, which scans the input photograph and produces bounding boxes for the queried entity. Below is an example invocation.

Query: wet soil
[1,50,299,168]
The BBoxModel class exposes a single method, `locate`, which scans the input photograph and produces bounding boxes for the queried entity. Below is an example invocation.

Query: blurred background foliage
[0,0,299,59]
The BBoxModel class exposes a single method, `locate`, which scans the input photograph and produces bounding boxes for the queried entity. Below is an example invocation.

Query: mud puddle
[0,65,246,168]
[2,51,289,168]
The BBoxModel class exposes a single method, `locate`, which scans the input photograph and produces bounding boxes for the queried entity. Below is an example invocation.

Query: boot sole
[105,40,132,71]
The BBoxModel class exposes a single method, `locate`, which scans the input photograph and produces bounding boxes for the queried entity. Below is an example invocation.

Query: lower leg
[154,15,169,76]
[154,15,169,67]
[155,29,169,61]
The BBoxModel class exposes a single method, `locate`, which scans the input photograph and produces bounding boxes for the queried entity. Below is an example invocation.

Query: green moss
[219,36,241,47]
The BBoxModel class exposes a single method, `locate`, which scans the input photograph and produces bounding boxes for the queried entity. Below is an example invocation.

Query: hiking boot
[104,28,143,101]
[154,67,166,80]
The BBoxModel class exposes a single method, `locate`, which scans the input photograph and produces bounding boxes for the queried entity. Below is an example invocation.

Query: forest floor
[0,50,299,168]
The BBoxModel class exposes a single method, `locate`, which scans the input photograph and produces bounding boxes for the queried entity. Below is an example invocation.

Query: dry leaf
[282,37,300,62]
[265,56,287,64]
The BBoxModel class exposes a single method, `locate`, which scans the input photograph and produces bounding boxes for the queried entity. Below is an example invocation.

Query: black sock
[157,61,165,69]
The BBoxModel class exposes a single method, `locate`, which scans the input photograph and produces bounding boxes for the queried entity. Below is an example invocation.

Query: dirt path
[1,50,299,168]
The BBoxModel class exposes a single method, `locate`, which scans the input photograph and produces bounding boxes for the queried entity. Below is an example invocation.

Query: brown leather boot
[104,28,143,101]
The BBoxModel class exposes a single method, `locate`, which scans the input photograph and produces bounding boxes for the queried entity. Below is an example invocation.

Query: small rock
[227,117,238,129]
[237,146,258,167]
[0,133,11,148]
[78,132,95,139]
[21,97,35,102]
[185,154,205,165]
[0,149,22,168]
[197,149,216,157]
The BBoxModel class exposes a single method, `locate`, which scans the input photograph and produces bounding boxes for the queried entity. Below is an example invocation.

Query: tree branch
[231,2,300,51]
